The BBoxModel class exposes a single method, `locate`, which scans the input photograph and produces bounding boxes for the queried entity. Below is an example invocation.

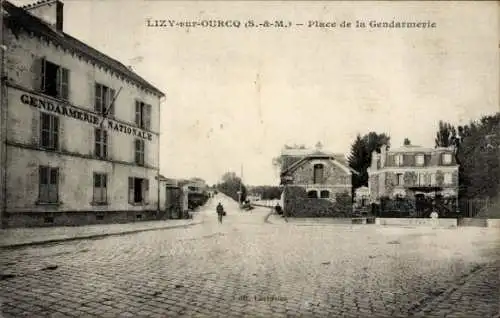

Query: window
[442,153,452,165]
[339,176,348,185]
[128,177,149,204]
[418,173,426,186]
[40,113,59,150]
[39,58,69,100]
[416,154,424,166]
[134,139,145,165]
[95,83,116,117]
[39,166,58,203]
[444,173,453,185]
[430,173,436,185]
[395,154,404,166]
[320,190,330,198]
[396,173,404,185]
[135,101,152,129]
[93,173,107,204]
[313,164,324,184]
[94,128,108,158]
[307,190,318,198]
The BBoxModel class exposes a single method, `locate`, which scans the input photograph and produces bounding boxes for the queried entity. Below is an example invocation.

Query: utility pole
[0,0,6,228]
[239,164,243,204]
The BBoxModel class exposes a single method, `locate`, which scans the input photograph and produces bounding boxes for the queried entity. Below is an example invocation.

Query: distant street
[0,194,499,317]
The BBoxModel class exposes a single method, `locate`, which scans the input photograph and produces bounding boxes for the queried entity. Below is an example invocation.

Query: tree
[217,172,247,203]
[454,113,500,199]
[403,138,411,146]
[435,121,458,148]
[348,132,391,191]
[347,135,368,191]
[251,186,283,200]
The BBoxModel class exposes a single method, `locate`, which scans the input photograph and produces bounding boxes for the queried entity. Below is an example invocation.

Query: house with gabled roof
[278,143,358,217]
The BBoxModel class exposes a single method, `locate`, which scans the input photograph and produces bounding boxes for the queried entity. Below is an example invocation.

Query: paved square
[1,198,499,317]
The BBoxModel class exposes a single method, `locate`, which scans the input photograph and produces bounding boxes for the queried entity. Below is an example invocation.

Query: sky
[13,0,499,185]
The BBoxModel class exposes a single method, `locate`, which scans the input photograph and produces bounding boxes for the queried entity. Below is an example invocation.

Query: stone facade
[0,1,165,227]
[280,149,355,217]
[368,144,459,216]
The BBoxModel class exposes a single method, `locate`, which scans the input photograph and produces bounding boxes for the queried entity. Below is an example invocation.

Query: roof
[281,152,359,176]
[389,145,454,153]
[3,1,165,97]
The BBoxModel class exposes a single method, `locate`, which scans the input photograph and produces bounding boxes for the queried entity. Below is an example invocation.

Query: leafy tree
[348,132,391,191]
[347,135,368,191]
[217,172,247,203]
[435,121,458,148]
[251,186,283,200]
[454,113,500,199]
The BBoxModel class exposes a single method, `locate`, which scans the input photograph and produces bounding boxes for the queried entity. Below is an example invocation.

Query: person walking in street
[216,202,224,223]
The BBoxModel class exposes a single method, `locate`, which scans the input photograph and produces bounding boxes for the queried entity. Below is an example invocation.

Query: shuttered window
[39,166,58,203]
[40,112,59,150]
[93,173,107,203]
[135,101,152,129]
[35,58,70,100]
[95,83,115,117]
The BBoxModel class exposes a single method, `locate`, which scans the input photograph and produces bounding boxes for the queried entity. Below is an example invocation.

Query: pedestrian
[216,202,224,223]
[430,209,439,228]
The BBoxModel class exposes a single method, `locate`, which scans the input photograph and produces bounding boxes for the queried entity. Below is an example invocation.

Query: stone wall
[291,159,350,185]
[283,186,352,217]
[4,210,163,228]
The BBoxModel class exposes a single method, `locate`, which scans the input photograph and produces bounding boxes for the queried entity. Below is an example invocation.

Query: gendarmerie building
[0,0,165,227]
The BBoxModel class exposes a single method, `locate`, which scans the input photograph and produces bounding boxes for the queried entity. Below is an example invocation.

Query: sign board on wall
[17,89,153,142]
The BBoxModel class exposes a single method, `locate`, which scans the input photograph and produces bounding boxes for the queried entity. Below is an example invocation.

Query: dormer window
[442,153,452,165]
[415,154,424,166]
[395,154,404,166]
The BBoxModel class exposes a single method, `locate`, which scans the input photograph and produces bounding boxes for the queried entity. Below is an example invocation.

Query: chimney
[370,151,380,171]
[380,144,388,168]
[23,0,64,32]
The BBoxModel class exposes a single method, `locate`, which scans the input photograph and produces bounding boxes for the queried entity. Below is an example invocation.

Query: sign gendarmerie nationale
[21,93,153,141]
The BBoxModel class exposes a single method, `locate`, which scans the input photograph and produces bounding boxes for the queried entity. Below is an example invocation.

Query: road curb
[0,221,202,250]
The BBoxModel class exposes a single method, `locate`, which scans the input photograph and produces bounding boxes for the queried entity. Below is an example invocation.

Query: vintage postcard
[0,0,498,317]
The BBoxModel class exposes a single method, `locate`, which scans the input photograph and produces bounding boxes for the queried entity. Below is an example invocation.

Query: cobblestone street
[1,195,499,317]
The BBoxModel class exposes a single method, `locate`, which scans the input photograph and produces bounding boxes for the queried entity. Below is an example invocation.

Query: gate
[165,186,182,219]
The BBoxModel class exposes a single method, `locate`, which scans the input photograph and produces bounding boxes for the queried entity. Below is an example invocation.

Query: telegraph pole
[0,0,6,228]
[239,164,243,204]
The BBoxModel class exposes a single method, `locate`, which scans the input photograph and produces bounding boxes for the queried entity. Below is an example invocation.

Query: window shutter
[103,130,108,158]
[39,166,48,202]
[49,168,58,203]
[103,175,108,203]
[94,84,102,113]
[135,101,141,126]
[128,177,134,204]
[32,57,46,92]
[141,140,145,165]
[60,68,69,100]
[53,116,59,150]
[108,88,116,116]
[134,139,140,163]
[31,112,39,145]
[143,179,149,204]
[145,104,152,129]
[55,66,61,97]
[40,113,49,148]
